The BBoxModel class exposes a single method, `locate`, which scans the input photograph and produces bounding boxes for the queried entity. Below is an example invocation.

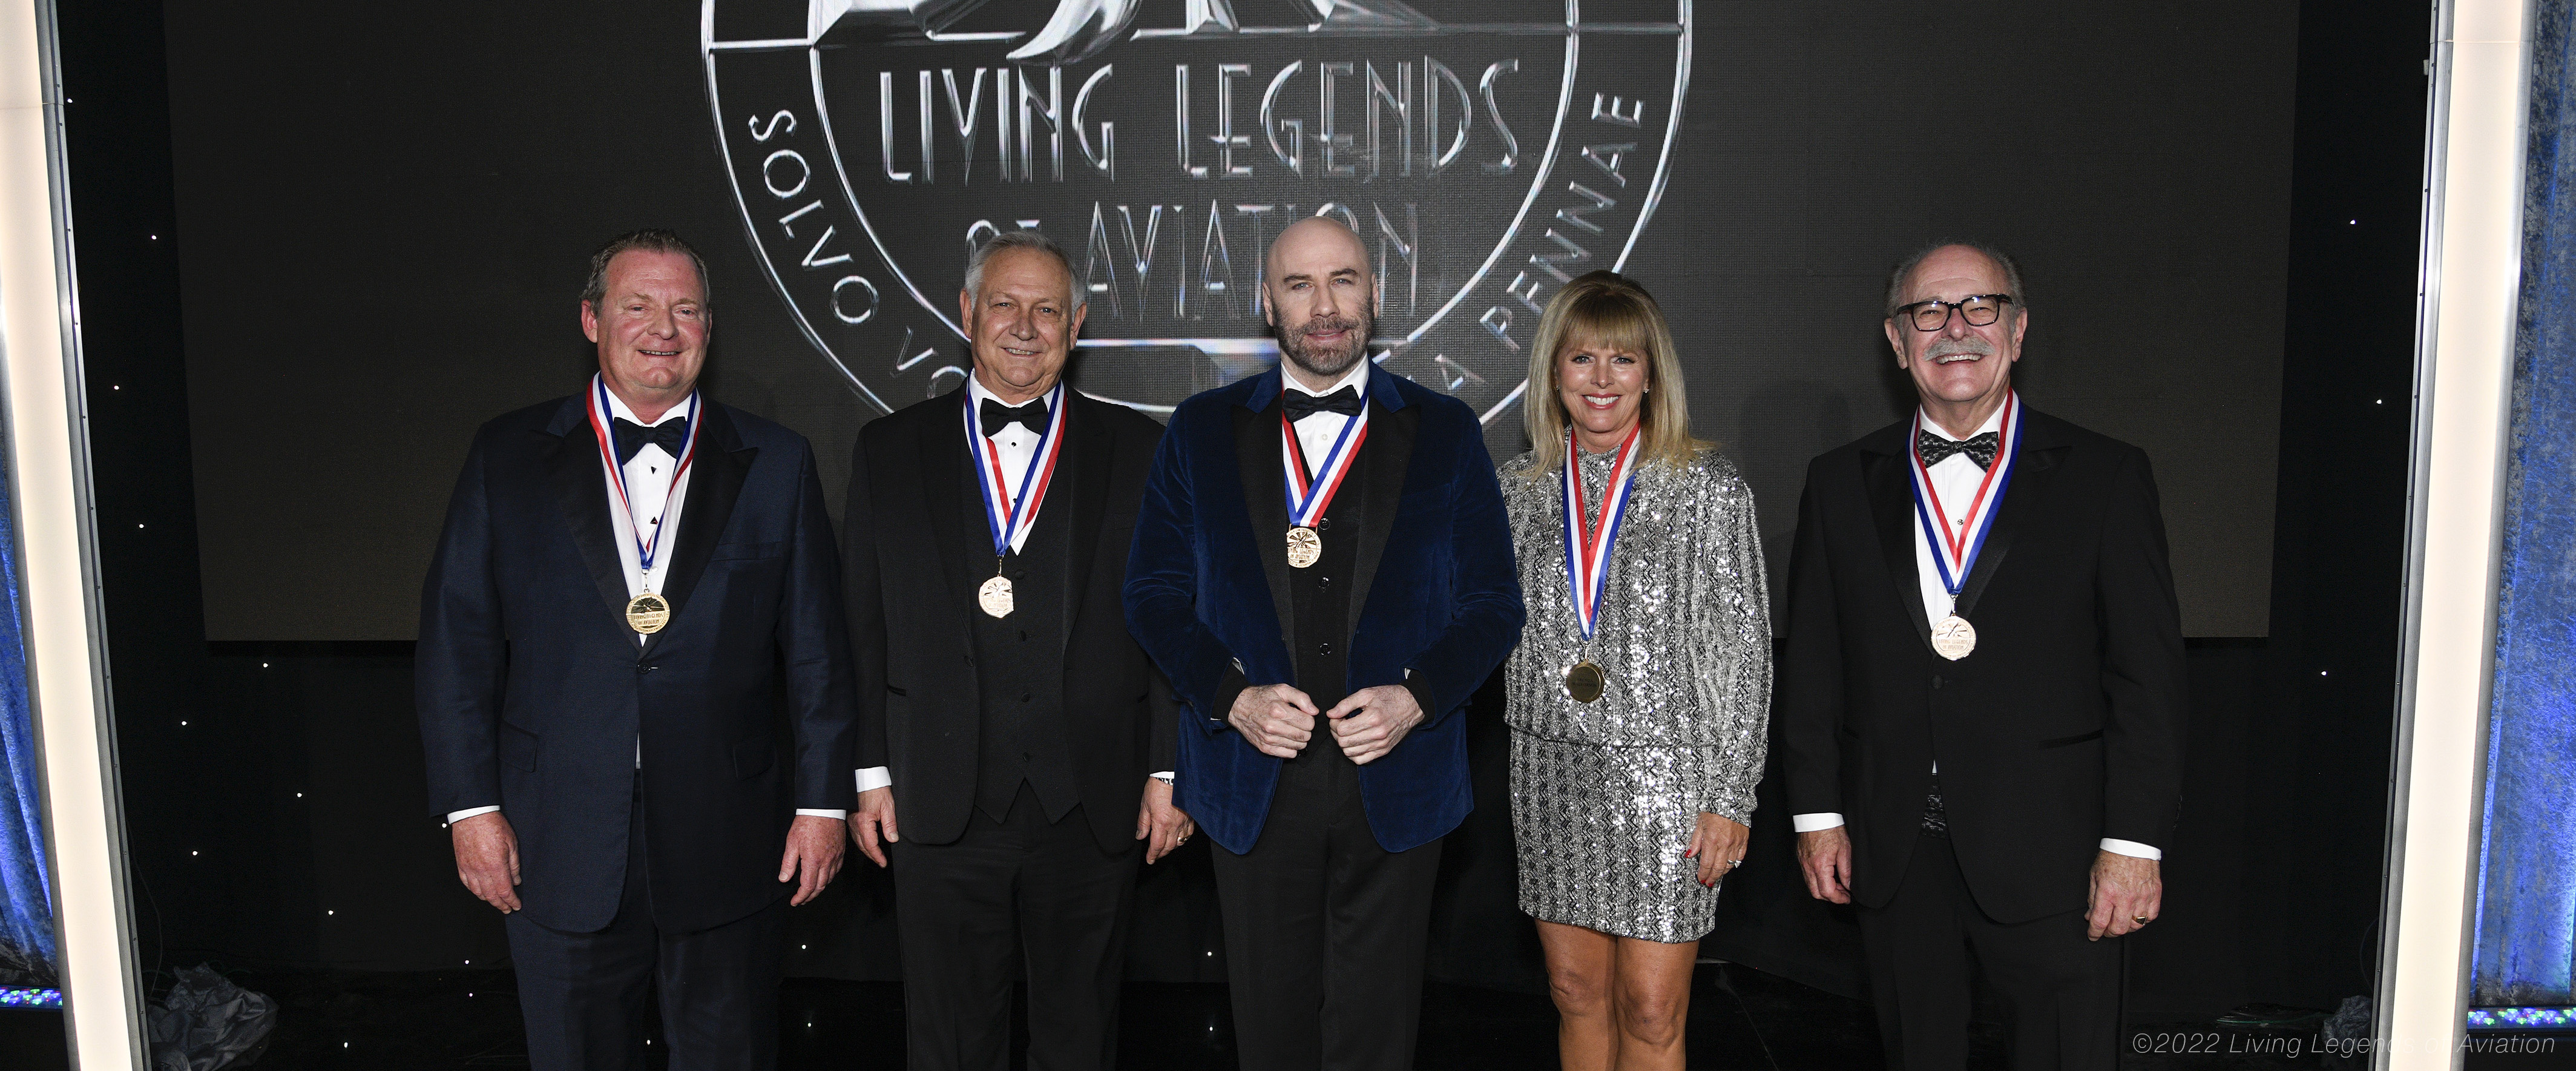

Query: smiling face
[1885,245,2025,415]
[1263,217,1375,387]
[1555,337,1649,450]
[958,245,1085,404]
[582,249,709,412]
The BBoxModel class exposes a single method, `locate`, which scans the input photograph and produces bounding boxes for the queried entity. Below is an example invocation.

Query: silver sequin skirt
[1509,732,1719,944]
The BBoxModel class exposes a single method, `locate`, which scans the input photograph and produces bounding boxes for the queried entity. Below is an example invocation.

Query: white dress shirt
[1790,406,2158,861]
[854,376,1175,794]
[450,384,847,824]
[1282,358,1375,476]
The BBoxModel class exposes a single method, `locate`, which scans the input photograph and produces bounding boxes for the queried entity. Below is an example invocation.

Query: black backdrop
[165,0,2292,641]
[56,0,2422,1029]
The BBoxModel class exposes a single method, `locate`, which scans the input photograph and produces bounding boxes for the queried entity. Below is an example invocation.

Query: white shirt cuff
[2099,838,2161,860]
[1792,812,1845,832]
[446,805,501,825]
[796,808,849,820]
[854,766,892,793]
[1150,771,1175,782]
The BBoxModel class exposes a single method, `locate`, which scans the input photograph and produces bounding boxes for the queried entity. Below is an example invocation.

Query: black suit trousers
[1210,722,1444,1071]
[504,782,786,1071]
[1855,834,2120,1071]
[890,784,1141,1071]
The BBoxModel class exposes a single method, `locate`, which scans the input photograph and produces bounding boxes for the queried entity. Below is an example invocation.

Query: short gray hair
[964,229,1085,312]
[581,228,712,321]
[1883,241,2026,320]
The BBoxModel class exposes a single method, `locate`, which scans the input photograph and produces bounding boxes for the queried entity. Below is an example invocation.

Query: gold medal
[625,592,671,634]
[978,574,1015,618]
[1565,660,1606,703]
[1931,614,1977,661]
[1286,526,1322,569]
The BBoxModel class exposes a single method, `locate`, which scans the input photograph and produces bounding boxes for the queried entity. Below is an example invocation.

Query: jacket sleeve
[780,440,860,811]
[1692,466,1772,824]
[416,430,508,817]
[1123,404,1247,726]
[1775,460,1848,817]
[2094,447,2189,849]
[842,431,890,774]
[1401,417,1525,728]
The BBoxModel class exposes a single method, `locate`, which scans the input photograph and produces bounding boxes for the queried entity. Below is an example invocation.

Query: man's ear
[957,289,975,342]
[1883,318,1907,367]
[582,301,601,344]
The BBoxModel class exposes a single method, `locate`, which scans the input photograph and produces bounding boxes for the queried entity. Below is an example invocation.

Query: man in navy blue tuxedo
[1124,217,1524,1070]
[417,229,856,1070]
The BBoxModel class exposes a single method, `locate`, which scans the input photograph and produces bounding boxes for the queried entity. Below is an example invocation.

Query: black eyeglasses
[1894,294,2014,332]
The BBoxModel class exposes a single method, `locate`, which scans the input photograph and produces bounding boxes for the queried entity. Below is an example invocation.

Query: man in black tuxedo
[1779,243,2187,1070]
[418,229,855,1071]
[840,230,1190,1071]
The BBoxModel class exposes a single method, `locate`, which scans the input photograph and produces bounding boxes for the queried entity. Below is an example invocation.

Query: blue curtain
[0,444,52,987]
[2474,0,2576,1008]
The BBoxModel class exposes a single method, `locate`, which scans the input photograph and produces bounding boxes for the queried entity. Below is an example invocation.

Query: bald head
[1263,216,1376,387]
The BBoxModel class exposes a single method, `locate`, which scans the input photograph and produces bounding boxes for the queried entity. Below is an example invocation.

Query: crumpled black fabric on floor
[146,965,275,1071]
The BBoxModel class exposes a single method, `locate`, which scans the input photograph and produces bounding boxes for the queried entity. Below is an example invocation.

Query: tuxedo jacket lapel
[919,387,981,614]
[1059,398,1112,655]
[648,403,754,657]
[544,400,646,633]
[1342,398,1419,639]
[1956,412,2066,620]
[1862,444,1937,657]
[1235,401,1298,651]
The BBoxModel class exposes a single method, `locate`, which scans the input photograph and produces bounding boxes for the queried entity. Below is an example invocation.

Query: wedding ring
[1727,859,1743,868]
[2131,915,2149,925]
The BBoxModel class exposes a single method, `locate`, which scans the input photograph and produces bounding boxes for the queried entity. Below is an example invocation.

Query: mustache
[1925,337,1994,363]
[1292,313,1365,337]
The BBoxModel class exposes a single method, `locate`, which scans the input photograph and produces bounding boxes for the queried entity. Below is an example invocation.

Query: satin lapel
[1955,417,2064,620]
[1862,449,1937,656]
[1235,401,1298,650]
[648,402,754,656]
[921,388,981,613]
[1342,400,1419,639]
[544,401,637,630]
[1059,398,1111,656]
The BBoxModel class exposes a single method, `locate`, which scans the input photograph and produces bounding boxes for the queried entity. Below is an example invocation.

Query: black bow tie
[1282,387,1364,423]
[611,417,689,465]
[979,397,1050,437]
[1916,429,2000,470]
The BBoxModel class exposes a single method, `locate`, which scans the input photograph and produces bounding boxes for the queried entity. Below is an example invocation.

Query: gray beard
[1275,315,1372,381]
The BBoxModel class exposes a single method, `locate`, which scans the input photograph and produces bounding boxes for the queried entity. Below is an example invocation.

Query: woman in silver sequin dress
[1499,271,1771,1071]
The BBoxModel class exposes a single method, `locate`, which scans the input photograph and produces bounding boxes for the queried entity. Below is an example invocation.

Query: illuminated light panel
[2468,1007,2576,1029]
[0,987,62,1008]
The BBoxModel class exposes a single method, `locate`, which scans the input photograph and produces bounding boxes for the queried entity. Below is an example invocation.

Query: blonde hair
[1521,270,1704,476]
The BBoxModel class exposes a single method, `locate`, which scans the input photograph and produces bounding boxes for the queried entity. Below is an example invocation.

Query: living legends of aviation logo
[703,0,1690,433]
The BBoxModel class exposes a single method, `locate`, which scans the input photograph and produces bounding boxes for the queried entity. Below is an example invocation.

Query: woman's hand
[1684,813,1749,888]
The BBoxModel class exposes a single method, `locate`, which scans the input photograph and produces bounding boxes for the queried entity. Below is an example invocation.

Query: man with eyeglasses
[1776,243,2188,1070]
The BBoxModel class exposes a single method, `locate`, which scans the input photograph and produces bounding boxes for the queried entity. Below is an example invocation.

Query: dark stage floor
[2,970,2569,1069]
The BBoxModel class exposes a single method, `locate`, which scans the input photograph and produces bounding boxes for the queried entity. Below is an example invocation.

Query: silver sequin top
[1498,444,1773,822]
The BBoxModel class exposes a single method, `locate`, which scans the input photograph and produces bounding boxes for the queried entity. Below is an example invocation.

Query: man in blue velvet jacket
[1124,217,1524,1070]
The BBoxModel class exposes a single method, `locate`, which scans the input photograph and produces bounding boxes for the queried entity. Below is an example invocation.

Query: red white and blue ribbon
[587,374,700,576]
[1907,391,2023,601]
[963,382,1068,557]
[1281,400,1368,529]
[1560,425,1643,642]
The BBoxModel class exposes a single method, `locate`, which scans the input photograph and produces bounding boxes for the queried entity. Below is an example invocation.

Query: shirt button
[1318,642,1334,656]
[1931,675,1944,689]
[1316,517,1332,531]
[1020,691,1033,702]
[1316,575,1332,588]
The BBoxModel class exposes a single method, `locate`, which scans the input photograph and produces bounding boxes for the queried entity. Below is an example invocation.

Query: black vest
[961,458,1080,823]
[1281,406,1379,714]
